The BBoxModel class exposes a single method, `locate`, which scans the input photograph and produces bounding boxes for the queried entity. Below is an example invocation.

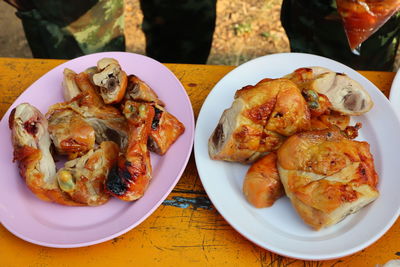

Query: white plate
[389,68,400,117]
[194,53,400,260]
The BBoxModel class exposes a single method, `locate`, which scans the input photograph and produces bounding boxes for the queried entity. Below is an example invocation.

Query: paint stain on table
[162,196,213,210]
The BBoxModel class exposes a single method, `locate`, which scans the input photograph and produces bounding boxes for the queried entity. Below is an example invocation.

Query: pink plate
[0,52,194,248]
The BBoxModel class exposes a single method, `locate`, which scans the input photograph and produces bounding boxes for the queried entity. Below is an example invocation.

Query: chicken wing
[106,101,154,201]
[9,103,81,206]
[125,74,165,106]
[147,104,185,155]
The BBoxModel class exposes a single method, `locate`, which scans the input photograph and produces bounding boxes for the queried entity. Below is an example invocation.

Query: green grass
[233,22,252,35]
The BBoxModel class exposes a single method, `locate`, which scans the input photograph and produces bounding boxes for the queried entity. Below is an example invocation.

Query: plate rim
[0,51,195,248]
[389,68,400,117]
[194,52,400,260]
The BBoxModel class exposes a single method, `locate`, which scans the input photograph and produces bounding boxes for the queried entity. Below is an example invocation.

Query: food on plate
[48,90,129,150]
[48,109,95,159]
[9,57,185,206]
[277,129,379,230]
[62,68,81,101]
[148,104,185,155]
[209,65,377,229]
[309,113,361,139]
[242,152,284,208]
[9,103,82,206]
[208,78,309,163]
[106,101,154,201]
[310,112,350,131]
[285,67,373,115]
[56,141,119,206]
[126,74,165,106]
[92,58,128,104]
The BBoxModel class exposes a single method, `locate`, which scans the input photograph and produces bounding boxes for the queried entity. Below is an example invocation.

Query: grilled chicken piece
[209,78,309,163]
[125,75,165,106]
[285,67,373,115]
[48,73,128,150]
[277,129,379,230]
[309,112,361,139]
[9,103,81,206]
[106,101,154,201]
[310,112,350,131]
[147,104,185,155]
[62,68,81,101]
[243,152,284,208]
[56,141,119,206]
[92,58,128,104]
[48,109,95,159]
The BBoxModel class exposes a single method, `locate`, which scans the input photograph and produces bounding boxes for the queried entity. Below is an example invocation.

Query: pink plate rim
[0,52,195,248]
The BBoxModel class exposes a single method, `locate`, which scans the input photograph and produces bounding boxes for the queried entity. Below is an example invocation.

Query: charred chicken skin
[106,101,155,201]
[148,104,185,155]
[9,103,82,206]
[57,141,119,206]
[125,74,165,106]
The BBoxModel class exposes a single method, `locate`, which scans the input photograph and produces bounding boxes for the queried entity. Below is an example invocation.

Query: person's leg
[10,0,125,59]
[140,0,217,64]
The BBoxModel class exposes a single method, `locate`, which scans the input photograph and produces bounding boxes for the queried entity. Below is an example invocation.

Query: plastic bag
[336,0,400,51]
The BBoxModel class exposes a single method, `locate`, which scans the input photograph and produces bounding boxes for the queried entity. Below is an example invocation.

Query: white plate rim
[389,68,400,118]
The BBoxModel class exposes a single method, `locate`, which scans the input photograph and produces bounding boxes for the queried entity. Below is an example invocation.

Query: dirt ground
[125,0,290,66]
[0,0,399,70]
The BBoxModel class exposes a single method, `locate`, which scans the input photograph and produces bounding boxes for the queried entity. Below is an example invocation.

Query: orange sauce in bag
[336,0,400,50]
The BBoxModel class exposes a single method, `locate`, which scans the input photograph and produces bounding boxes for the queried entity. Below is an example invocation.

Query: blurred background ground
[0,0,398,70]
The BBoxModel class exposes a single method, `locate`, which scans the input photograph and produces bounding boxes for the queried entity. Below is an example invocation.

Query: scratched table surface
[0,57,398,267]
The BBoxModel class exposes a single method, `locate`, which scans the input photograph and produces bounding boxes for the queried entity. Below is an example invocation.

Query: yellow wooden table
[0,57,398,267]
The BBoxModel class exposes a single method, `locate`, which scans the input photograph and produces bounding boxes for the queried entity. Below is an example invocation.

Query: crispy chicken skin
[106,101,154,201]
[47,80,128,151]
[57,141,119,206]
[285,67,373,115]
[9,103,82,206]
[92,58,128,104]
[243,152,284,208]
[208,78,309,163]
[125,74,165,106]
[148,104,185,155]
[277,129,379,230]
[48,109,95,159]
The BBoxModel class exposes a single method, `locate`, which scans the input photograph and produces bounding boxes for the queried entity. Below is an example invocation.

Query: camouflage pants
[13,0,125,59]
[8,0,216,63]
[281,0,400,71]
